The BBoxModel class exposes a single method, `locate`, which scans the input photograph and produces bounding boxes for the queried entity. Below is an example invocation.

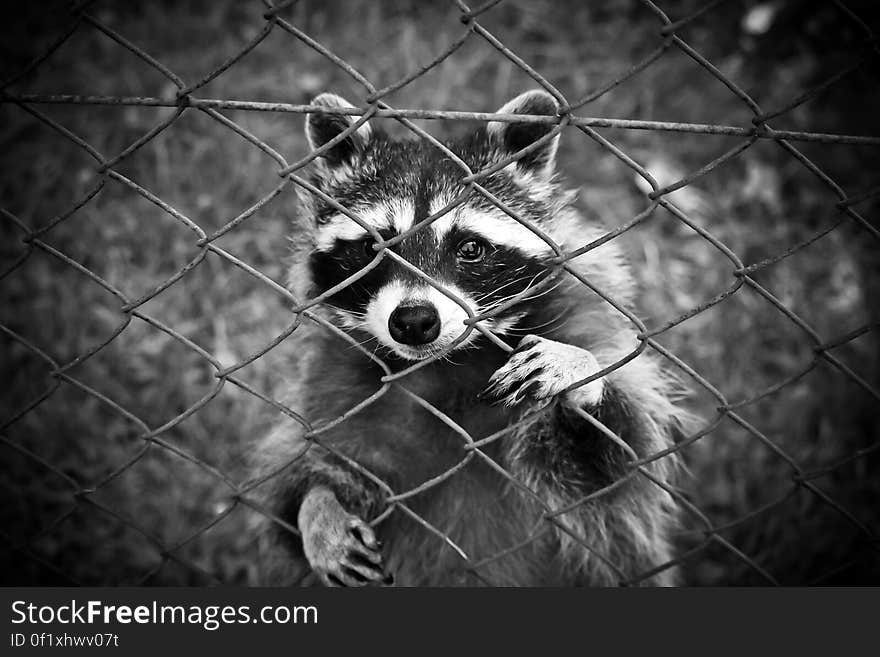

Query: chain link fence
[1,0,878,585]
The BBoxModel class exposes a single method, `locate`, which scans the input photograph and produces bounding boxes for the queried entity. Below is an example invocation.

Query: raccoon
[254,90,687,586]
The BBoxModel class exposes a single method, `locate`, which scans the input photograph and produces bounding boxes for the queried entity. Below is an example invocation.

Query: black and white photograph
[1,0,879,596]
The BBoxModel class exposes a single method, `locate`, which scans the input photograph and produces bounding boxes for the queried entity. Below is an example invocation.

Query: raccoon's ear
[487,90,560,179]
[305,93,373,169]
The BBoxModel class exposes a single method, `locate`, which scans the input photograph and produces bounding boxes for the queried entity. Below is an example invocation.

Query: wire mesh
[1,0,878,586]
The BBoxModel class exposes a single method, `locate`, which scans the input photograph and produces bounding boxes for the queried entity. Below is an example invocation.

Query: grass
[1,0,878,585]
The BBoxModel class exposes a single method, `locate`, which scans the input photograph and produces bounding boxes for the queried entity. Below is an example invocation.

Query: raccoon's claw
[483,335,605,409]
[299,489,392,587]
[312,516,390,587]
[347,516,380,550]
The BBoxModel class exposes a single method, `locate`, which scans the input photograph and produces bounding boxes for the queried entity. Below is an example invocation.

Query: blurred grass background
[1,0,878,585]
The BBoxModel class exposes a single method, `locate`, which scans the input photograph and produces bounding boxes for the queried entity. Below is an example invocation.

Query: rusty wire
[1,0,878,586]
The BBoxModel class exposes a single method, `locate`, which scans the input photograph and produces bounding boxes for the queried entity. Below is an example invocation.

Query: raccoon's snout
[388,304,441,346]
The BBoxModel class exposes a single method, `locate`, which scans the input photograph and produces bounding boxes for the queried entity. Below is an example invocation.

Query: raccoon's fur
[254,90,687,587]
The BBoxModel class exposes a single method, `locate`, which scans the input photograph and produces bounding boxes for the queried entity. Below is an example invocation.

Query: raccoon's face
[300,91,565,361]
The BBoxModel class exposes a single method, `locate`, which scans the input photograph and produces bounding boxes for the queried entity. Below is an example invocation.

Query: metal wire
[1,0,878,586]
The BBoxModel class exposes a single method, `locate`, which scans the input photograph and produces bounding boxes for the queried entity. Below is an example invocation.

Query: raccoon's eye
[456,238,487,263]
[362,239,377,257]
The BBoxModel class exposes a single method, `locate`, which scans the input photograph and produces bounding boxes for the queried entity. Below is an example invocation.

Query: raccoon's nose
[388,304,441,346]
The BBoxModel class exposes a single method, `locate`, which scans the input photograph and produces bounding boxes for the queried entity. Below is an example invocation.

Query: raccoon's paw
[298,488,392,587]
[482,335,604,409]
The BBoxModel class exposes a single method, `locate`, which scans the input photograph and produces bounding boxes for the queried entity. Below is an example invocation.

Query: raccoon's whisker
[508,306,572,334]
[519,280,564,303]
[509,318,567,335]
[439,352,464,366]
[344,334,377,351]
[483,313,526,336]
[488,281,564,314]
[476,271,561,310]
[368,341,389,362]
[326,320,373,349]
[478,280,562,318]
[321,302,367,319]
[474,271,547,304]
[478,285,542,313]
[474,268,552,303]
